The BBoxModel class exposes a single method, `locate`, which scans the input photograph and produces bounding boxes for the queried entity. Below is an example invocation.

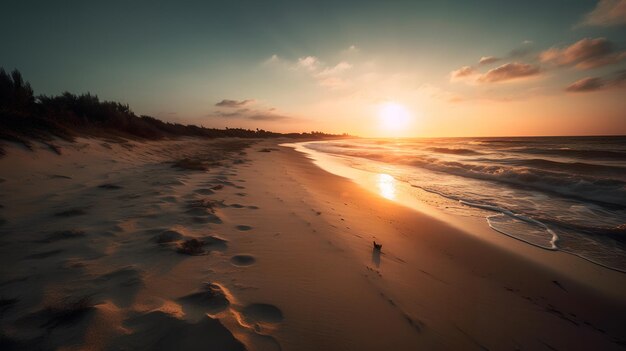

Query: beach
[1,137,625,350]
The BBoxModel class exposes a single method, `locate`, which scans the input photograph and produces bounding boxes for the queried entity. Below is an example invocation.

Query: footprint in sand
[230,254,256,266]
[236,225,252,231]
[95,266,144,307]
[109,310,245,350]
[179,282,230,314]
[229,204,245,208]
[235,193,247,197]
[153,230,184,244]
[175,236,228,255]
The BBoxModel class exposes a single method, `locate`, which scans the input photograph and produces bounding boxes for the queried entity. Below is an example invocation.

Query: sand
[0,137,625,350]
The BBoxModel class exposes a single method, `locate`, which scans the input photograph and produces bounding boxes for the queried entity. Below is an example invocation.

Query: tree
[0,68,35,113]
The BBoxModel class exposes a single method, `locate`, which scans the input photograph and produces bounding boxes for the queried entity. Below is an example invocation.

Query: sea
[295,136,626,272]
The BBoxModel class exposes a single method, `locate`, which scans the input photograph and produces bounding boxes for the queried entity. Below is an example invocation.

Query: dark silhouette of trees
[0,69,35,113]
[0,68,349,152]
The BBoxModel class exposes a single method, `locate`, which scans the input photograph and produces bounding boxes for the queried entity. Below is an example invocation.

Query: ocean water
[299,136,626,272]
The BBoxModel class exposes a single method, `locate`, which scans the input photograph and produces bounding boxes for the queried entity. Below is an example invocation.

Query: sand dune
[1,137,625,350]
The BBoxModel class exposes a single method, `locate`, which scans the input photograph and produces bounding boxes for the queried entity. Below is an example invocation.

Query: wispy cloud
[449,66,477,82]
[540,38,626,69]
[215,99,256,108]
[263,54,281,65]
[248,113,289,121]
[565,70,626,92]
[214,108,291,121]
[450,62,540,84]
[581,0,626,27]
[297,56,321,71]
[477,62,541,83]
[318,61,352,76]
[213,98,292,121]
[479,56,500,65]
[450,40,539,85]
[565,77,605,92]
[263,52,354,90]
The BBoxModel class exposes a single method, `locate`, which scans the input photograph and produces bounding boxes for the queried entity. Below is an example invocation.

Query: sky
[2,0,626,137]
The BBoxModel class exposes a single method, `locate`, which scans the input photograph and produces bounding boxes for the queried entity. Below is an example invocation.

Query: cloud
[540,37,626,69]
[509,47,533,59]
[565,69,626,92]
[581,0,626,26]
[263,54,281,65]
[248,113,289,121]
[213,99,292,121]
[263,48,358,91]
[318,61,352,76]
[565,77,606,92]
[292,56,353,89]
[214,109,290,121]
[479,56,500,65]
[450,62,540,84]
[449,66,477,81]
[215,99,255,108]
[477,62,541,83]
[614,69,626,84]
[345,44,359,53]
[297,56,320,71]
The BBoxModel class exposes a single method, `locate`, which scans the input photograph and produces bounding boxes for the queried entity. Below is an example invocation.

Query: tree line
[0,68,348,152]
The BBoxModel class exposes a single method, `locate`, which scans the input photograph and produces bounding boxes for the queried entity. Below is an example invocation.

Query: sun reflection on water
[377,173,396,200]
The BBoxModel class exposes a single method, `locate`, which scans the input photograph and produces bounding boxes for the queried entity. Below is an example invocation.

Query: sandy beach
[0,137,624,350]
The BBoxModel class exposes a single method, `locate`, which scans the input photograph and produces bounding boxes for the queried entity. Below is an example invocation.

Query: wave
[299,139,626,272]
[426,147,481,155]
[406,158,626,207]
[495,158,626,176]
[411,184,626,272]
[510,148,626,160]
[472,139,542,144]
[305,143,626,206]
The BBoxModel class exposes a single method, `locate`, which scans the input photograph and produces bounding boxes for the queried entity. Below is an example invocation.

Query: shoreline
[286,139,626,284]
[264,139,626,349]
[1,137,625,350]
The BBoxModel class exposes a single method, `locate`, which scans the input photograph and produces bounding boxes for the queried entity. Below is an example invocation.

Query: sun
[378,102,411,132]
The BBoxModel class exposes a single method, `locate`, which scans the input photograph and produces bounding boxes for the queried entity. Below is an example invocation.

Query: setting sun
[378,102,411,132]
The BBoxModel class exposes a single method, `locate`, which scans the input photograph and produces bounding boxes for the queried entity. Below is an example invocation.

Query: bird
[373,241,382,251]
